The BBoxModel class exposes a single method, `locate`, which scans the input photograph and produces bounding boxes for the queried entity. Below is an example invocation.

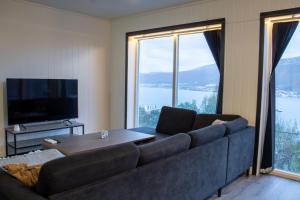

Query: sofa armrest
[193,114,241,130]
[226,127,255,183]
[0,169,47,200]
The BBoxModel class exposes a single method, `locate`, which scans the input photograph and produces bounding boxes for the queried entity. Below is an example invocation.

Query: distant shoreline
[140,84,218,93]
[140,84,300,98]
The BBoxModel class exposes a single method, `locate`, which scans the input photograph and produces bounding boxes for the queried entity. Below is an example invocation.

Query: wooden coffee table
[42,129,155,155]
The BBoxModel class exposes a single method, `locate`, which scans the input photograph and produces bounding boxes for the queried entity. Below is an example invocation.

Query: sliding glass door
[137,37,173,127]
[177,33,219,113]
[275,25,300,174]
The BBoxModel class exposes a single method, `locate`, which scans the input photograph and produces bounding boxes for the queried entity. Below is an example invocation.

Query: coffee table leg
[14,134,17,155]
[5,131,8,157]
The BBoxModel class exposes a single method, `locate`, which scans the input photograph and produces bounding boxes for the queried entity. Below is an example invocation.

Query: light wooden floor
[209,175,300,200]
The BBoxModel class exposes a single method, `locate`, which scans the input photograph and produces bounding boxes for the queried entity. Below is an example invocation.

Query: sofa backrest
[188,124,226,148]
[50,137,229,200]
[36,143,140,196]
[192,114,240,130]
[138,133,191,166]
[156,106,196,134]
[223,117,248,135]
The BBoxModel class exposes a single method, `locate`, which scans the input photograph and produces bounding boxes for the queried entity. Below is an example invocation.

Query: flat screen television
[6,78,78,125]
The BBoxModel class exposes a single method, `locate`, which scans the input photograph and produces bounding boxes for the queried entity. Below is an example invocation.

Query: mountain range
[140,56,300,93]
[139,64,219,86]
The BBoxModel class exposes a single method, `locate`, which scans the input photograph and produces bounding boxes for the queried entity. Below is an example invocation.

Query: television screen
[6,79,78,125]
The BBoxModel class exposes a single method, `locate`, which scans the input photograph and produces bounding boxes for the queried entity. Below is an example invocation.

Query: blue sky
[281,25,300,59]
[138,25,300,74]
[138,33,215,74]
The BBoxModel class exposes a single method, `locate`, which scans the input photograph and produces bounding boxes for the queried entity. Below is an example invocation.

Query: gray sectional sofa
[131,107,255,185]
[0,106,255,200]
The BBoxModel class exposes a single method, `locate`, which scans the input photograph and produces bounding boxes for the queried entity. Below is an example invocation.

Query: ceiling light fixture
[267,14,300,23]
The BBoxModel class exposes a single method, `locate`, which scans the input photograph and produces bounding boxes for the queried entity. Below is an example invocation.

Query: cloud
[282,25,300,59]
[138,33,216,73]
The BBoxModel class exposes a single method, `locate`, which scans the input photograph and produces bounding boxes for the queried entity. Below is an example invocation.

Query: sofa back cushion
[156,106,196,134]
[224,117,248,135]
[193,114,240,130]
[36,143,140,196]
[188,124,226,148]
[138,133,191,166]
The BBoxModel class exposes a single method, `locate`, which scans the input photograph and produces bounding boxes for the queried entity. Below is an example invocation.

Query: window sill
[271,169,300,182]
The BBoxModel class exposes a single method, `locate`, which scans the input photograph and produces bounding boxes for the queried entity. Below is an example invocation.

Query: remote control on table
[44,138,58,144]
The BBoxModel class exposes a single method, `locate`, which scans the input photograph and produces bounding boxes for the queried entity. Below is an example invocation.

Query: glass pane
[275,25,300,174]
[177,33,219,113]
[137,37,173,127]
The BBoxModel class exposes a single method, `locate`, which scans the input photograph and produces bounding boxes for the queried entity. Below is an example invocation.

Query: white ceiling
[25,0,200,19]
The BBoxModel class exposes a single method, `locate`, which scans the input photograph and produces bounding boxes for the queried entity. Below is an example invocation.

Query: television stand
[5,121,84,156]
[63,119,73,126]
[19,124,27,130]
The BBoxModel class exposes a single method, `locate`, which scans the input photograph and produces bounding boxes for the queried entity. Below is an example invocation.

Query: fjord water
[139,86,300,127]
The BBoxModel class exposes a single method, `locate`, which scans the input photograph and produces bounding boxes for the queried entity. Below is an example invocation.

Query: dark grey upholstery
[138,133,191,166]
[156,106,196,134]
[226,127,255,183]
[0,169,46,200]
[0,112,256,200]
[224,117,248,135]
[188,124,226,148]
[37,143,140,196]
[50,138,229,200]
[193,114,240,130]
[128,127,170,140]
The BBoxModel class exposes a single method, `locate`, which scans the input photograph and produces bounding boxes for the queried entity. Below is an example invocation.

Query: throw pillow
[212,119,227,125]
[3,163,42,187]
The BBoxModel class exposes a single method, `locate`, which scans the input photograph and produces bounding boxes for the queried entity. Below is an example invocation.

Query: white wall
[110,0,300,129]
[0,0,111,156]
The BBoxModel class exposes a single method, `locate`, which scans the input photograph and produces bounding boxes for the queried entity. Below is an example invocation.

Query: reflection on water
[139,86,215,108]
[276,96,300,129]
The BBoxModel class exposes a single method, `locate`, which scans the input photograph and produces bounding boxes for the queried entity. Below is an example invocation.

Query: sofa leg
[218,188,222,197]
[246,169,250,177]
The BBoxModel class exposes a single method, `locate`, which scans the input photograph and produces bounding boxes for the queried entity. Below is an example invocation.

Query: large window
[127,22,224,128]
[177,33,219,113]
[258,12,300,177]
[137,37,173,127]
[275,24,300,174]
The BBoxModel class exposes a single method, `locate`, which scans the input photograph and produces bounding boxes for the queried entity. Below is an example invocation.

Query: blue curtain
[204,30,223,114]
[261,21,299,171]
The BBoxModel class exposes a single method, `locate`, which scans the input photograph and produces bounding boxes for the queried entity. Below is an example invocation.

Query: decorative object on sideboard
[13,124,20,132]
[99,130,109,139]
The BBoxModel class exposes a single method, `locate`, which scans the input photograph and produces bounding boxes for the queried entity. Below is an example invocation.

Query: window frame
[125,19,226,128]
[254,7,300,176]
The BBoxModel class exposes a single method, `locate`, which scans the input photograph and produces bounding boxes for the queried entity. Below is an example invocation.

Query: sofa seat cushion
[36,143,140,196]
[156,106,197,135]
[138,133,191,166]
[128,127,170,140]
[188,124,226,148]
[224,117,248,135]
